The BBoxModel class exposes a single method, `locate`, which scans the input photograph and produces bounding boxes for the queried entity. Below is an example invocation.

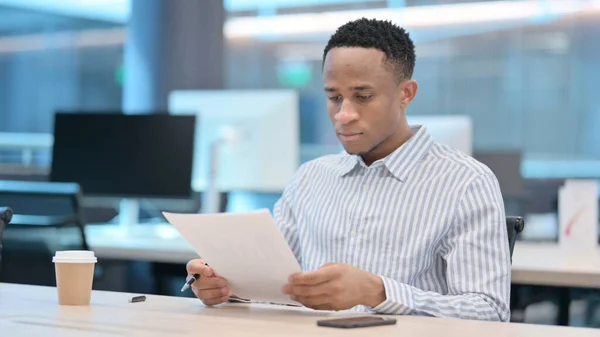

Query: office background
[1,0,600,328]
[2,1,600,164]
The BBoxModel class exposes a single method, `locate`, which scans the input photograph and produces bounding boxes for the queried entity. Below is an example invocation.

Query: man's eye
[357,95,372,101]
[328,96,341,102]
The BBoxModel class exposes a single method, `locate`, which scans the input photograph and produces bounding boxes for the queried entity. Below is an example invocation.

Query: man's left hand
[282,262,386,311]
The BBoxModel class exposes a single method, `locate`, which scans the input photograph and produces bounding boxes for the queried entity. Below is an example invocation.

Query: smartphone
[317,316,397,329]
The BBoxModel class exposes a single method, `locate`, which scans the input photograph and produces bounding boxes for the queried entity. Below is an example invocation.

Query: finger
[186,271,217,289]
[292,294,332,309]
[186,259,213,277]
[205,267,215,277]
[283,283,330,297]
[288,269,335,286]
[193,277,227,290]
[199,287,230,300]
[308,303,337,311]
[202,295,230,306]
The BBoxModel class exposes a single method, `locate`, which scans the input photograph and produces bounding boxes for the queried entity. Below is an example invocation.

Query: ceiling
[0,5,120,36]
[0,0,598,44]
[0,0,509,29]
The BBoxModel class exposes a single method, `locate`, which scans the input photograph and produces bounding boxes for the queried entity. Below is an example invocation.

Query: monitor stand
[118,199,140,228]
[201,139,224,214]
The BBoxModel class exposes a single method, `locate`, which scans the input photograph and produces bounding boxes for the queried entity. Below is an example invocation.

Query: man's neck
[361,125,414,166]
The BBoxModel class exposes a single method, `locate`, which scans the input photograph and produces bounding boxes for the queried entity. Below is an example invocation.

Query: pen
[129,295,146,303]
[181,262,209,292]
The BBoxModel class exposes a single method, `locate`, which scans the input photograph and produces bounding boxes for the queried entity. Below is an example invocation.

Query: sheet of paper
[162,209,302,305]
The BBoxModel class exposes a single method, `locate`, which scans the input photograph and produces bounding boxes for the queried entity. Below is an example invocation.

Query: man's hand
[186,259,230,306]
[282,263,386,311]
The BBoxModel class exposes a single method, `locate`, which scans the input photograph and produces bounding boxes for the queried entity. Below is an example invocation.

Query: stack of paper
[162,209,302,305]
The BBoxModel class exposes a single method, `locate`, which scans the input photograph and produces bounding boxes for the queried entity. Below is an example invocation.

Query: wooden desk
[85,223,196,263]
[85,224,600,289]
[512,242,600,288]
[1,283,598,337]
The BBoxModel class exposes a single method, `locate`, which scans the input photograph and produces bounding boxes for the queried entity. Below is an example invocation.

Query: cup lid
[53,250,97,263]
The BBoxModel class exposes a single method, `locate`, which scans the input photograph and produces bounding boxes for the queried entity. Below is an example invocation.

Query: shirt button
[351,231,356,237]
[364,184,369,191]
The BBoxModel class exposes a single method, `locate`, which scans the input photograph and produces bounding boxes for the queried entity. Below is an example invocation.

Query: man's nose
[334,100,359,124]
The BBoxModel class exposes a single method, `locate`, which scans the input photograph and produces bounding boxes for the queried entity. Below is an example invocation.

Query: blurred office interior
[0,0,600,328]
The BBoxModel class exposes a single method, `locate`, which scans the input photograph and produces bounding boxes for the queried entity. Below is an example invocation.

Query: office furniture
[509,187,598,326]
[0,181,89,286]
[0,132,53,166]
[0,207,12,271]
[83,223,192,262]
[0,180,88,248]
[507,216,525,261]
[511,242,600,326]
[511,244,600,288]
[46,220,600,325]
[9,217,599,325]
[1,283,599,337]
[83,217,600,322]
[77,223,600,287]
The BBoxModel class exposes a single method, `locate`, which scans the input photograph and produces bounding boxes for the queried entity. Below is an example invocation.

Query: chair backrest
[506,216,525,262]
[0,180,88,249]
[0,207,13,272]
[0,181,89,286]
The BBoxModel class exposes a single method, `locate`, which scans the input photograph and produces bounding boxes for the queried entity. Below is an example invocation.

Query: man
[187,18,511,322]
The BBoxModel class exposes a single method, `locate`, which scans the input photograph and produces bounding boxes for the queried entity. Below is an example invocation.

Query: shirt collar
[337,125,434,181]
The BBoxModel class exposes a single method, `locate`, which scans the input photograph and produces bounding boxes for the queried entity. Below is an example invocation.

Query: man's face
[323,47,412,157]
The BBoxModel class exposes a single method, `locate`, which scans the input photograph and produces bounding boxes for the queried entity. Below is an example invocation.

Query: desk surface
[1,283,598,337]
[511,243,600,288]
[86,223,196,263]
[85,223,600,288]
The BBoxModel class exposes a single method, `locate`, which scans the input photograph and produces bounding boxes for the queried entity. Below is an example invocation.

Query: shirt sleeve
[371,173,511,322]
[273,166,305,266]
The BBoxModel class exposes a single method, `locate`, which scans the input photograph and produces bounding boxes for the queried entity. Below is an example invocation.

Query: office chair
[506,216,525,262]
[0,181,89,286]
[0,207,13,274]
[506,216,530,323]
[507,215,578,326]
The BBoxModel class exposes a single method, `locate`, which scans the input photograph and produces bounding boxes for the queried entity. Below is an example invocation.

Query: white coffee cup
[53,250,97,305]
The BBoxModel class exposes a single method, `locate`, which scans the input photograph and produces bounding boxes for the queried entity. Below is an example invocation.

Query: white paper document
[162,209,302,305]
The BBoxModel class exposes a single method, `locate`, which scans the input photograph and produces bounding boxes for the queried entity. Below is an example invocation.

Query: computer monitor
[168,89,300,213]
[407,115,473,156]
[50,112,196,225]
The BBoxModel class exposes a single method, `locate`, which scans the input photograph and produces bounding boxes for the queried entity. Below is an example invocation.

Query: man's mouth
[338,132,362,142]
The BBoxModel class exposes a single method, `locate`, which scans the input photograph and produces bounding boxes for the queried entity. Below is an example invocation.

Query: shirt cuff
[370,275,415,315]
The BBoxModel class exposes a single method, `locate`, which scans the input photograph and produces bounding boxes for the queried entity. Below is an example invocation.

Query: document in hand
[162,209,302,305]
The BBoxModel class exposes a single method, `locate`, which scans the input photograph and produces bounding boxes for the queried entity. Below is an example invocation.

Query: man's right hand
[186,259,230,306]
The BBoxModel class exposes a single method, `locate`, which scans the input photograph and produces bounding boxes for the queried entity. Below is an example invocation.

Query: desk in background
[512,243,600,288]
[1,283,598,337]
[85,223,600,289]
[86,223,196,263]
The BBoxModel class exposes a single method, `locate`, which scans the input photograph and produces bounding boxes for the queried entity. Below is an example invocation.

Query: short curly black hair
[323,18,416,81]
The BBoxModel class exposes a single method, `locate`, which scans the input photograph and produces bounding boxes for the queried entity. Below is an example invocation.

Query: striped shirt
[273,125,511,321]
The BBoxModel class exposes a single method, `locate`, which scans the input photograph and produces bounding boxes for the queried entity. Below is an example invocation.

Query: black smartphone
[317,316,397,329]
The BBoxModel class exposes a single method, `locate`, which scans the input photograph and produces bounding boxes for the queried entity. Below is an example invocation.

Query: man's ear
[400,79,418,108]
